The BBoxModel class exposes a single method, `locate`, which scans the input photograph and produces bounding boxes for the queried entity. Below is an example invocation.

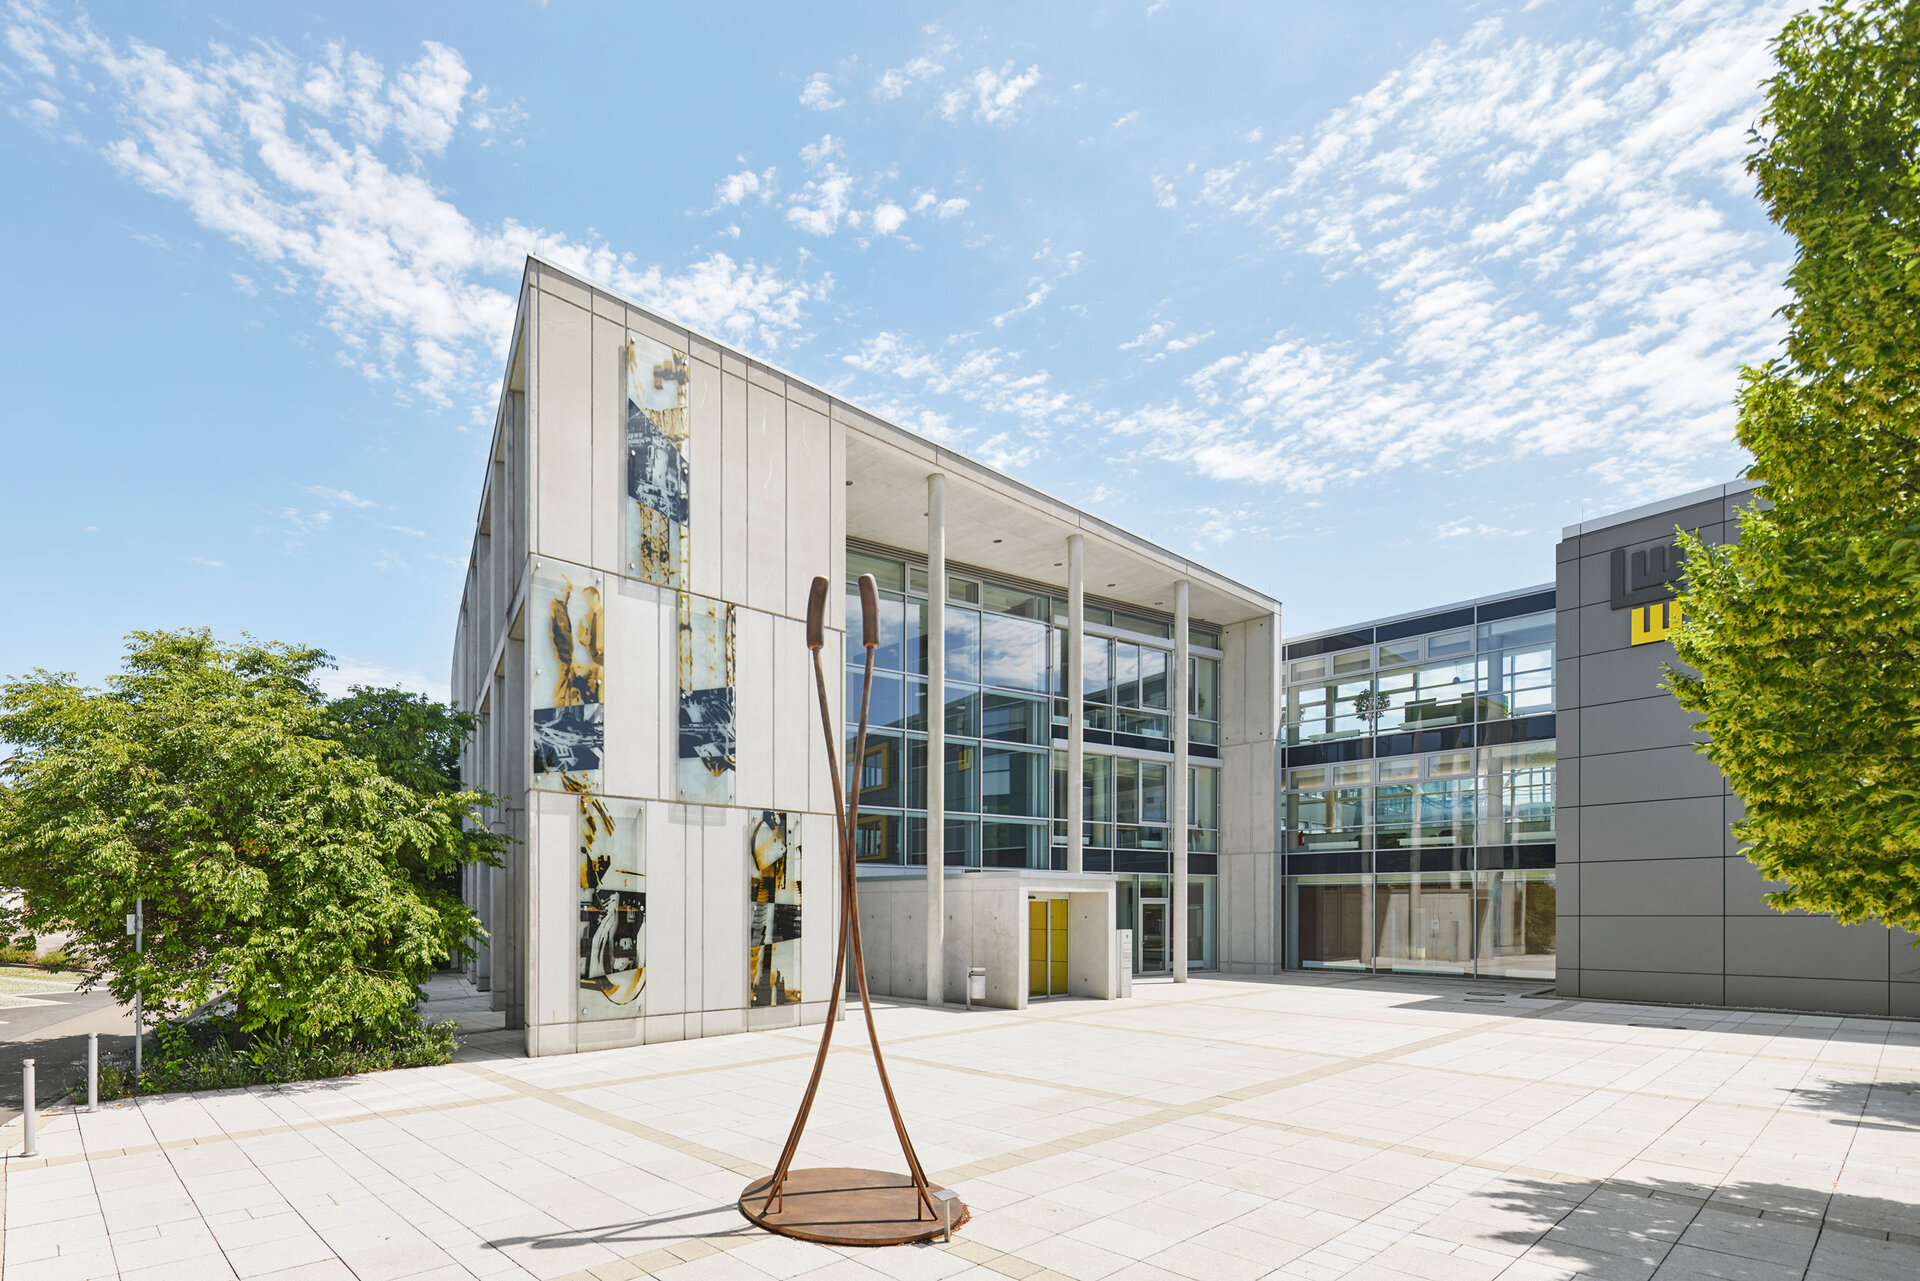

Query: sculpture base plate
[738,1167,966,1246]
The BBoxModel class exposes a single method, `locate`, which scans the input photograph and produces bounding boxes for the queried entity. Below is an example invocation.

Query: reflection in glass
[909,739,977,812]
[1117,757,1139,824]
[847,732,903,808]
[1482,743,1555,843]
[875,594,907,671]
[1373,872,1475,975]
[1139,647,1169,709]
[945,609,980,684]
[982,691,1047,743]
[982,745,1048,817]
[908,816,980,867]
[1140,762,1167,824]
[1190,766,1219,834]
[855,811,900,863]
[1288,876,1371,970]
[1188,876,1216,968]
[1114,643,1139,706]
[980,613,1050,693]
[1287,788,1367,851]
[943,685,979,737]
[1477,869,1555,978]
[982,819,1045,869]
[904,597,929,676]
[1082,635,1111,702]
[1479,644,1555,720]
[850,671,904,732]
[1191,655,1218,720]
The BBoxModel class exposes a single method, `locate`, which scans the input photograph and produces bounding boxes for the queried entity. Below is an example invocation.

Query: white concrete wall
[457,260,845,1056]
[857,871,1117,1010]
[1220,610,1284,974]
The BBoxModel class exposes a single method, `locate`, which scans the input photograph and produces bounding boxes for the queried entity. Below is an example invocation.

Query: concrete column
[926,473,946,1006]
[1172,580,1191,982]
[1066,535,1085,873]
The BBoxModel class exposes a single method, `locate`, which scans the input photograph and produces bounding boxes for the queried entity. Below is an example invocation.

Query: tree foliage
[0,630,502,1044]
[1670,0,1920,930]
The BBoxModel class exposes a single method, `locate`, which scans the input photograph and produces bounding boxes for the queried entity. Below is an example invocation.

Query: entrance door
[1027,898,1069,997]
[1139,899,1169,973]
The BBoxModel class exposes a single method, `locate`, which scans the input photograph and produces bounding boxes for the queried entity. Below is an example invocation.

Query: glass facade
[1281,590,1557,980]
[846,549,1224,971]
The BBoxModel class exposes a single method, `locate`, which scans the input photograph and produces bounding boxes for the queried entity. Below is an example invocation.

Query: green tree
[0,630,502,1044]
[1670,0,1920,931]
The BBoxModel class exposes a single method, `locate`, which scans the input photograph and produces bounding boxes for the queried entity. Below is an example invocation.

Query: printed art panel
[532,561,605,788]
[624,333,691,589]
[677,591,737,803]
[749,811,801,1008]
[575,785,645,1020]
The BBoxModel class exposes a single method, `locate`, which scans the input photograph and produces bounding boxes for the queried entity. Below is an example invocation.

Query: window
[982,746,1048,817]
[1289,657,1328,682]
[1139,647,1169,709]
[1331,648,1372,676]
[847,551,905,592]
[1482,742,1555,843]
[982,819,1046,869]
[1287,677,1374,743]
[1428,628,1473,658]
[1113,642,1140,706]
[980,613,1049,693]
[1114,610,1173,639]
[1190,766,1220,853]
[1190,626,1220,650]
[1478,611,1554,651]
[945,608,980,684]
[982,691,1047,744]
[855,812,900,862]
[948,576,980,604]
[982,582,1048,619]
[1375,659,1475,732]
[1377,639,1420,667]
[1190,655,1219,745]
[1287,789,1367,851]
[1479,644,1554,720]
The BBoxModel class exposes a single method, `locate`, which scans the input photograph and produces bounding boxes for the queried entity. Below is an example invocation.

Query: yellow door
[1048,899,1069,995]
[1028,899,1047,995]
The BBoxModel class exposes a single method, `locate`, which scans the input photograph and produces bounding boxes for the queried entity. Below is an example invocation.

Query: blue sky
[1,0,1796,699]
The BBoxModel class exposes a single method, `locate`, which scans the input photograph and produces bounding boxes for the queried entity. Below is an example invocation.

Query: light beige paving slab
[2,972,1917,1281]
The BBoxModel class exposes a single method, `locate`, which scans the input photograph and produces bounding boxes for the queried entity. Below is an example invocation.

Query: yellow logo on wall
[1630,600,1683,645]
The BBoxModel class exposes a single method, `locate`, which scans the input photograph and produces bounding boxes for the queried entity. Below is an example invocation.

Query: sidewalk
[3,972,1916,1281]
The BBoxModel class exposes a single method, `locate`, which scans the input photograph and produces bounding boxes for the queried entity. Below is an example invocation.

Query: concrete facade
[1556,480,1920,1016]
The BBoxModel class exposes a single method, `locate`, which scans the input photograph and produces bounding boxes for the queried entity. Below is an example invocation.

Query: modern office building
[1556,480,1920,1016]
[451,257,1285,1056]
[1277,478,1919,1017]
[1279,587,1560,980]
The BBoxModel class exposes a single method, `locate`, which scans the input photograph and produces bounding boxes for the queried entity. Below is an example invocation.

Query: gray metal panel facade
[1555,483,1919,1015]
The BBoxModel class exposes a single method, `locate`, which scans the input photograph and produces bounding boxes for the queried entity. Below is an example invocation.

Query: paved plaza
[2,972,1917,1281]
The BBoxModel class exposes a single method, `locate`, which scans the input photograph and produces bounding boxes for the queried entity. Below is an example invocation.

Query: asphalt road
[0,982,136,1124]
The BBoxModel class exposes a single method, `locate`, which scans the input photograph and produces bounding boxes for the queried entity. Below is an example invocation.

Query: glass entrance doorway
[1139,899,1169,973]
[1027,897,1068,997]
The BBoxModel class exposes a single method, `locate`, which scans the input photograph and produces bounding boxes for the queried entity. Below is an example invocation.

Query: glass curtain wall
[1281,602,1557,979]
[846,548,1224,970]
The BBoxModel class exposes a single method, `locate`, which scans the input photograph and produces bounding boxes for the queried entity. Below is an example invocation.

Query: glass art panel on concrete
[749,811,802,1008]
[575,784,645,1018]
[678,591,737,803]
[625,333,691,588]
[533,562,605,786]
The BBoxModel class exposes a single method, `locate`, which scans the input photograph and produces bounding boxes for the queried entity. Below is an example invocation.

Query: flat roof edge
[1559,476,1761,540]
[1282,583,1555,647]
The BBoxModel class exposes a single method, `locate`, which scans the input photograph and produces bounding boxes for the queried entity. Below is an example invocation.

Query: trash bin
[966,966,987,1009]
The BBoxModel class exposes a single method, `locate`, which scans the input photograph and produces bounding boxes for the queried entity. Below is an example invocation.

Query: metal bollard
[21,1058,37,1157]
[87,1032,98,1112]
[933,1187,960,1242]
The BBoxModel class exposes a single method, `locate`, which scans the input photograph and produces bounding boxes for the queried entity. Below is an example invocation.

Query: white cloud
[941,62,1042,126]
[799,133,843,166]
[840,330,1084,436]
[7,11,822,411]
[871,202,907,235]
[935,196,968,218]
[1120,321,1173,351]
[307,485,374,508]
[799,72,842,111]
[1112,111,1139,128]
[1163,329,1213,352]
[713,169,766,206]
[26,96,57,120]
[1120,3,1795,499]
[873,30,952,100]
[787,166,853,236]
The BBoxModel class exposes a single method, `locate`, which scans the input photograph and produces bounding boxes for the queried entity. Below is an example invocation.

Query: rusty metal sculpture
[736,574,969,1246]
